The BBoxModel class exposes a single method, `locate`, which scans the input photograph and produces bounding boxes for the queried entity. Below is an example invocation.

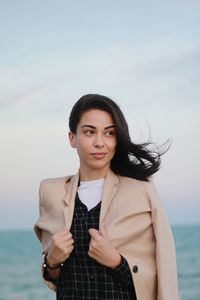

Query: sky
[0,0,200,229]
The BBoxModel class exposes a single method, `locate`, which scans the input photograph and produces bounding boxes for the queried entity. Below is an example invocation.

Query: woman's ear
[68,132,76,148]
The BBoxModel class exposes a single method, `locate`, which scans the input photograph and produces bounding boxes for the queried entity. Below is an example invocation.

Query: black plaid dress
[46,194,137,299]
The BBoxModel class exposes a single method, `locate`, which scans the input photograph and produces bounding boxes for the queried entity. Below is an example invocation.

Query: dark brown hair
[69,94,168,181]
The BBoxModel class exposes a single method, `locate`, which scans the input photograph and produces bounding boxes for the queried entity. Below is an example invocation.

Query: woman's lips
[91,152,107,158]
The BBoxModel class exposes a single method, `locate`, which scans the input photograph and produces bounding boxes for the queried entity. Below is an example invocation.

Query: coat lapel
[63,170,80,229]
[99,170,119,225]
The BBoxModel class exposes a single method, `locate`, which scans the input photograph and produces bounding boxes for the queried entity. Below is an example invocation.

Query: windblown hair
[69,94,168,181]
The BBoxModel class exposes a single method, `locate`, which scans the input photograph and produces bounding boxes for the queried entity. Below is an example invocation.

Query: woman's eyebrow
[81,125,96,129]
[104,125,115,130]
[81,124,115,129]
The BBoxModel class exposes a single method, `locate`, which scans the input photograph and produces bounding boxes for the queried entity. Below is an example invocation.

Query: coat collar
[63,169,119,227]
[63,170,80,206]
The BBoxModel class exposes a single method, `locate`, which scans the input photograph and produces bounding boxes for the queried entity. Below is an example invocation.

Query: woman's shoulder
[118,174,154,187]
[39,175,73,190]
[117,175,159,200]
[117,174,147,189]
[38,175,75,205]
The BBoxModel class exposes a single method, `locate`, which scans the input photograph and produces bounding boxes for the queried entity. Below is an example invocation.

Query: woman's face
[69,109,117,180]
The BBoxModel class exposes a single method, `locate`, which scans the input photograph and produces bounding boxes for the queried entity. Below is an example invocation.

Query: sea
[0,225,199,300]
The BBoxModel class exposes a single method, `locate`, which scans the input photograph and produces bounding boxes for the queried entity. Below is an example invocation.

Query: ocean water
[0,225,199,300]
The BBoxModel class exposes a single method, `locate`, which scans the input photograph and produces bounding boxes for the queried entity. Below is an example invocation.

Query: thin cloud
[0,82,48,108]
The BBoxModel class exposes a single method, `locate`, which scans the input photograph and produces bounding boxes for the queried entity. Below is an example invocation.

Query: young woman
[34,94,180,300]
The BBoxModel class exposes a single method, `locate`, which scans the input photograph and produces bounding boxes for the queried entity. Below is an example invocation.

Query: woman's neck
[79,167,109,181]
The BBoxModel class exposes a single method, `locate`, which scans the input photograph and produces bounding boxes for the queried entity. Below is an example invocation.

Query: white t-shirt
[77,178,105,211]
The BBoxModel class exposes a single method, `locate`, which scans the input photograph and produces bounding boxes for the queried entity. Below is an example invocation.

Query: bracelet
[43,254,63,270]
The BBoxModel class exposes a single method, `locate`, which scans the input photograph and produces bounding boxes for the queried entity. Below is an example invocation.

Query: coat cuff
[110,255,133,287]
[43,267,60,286]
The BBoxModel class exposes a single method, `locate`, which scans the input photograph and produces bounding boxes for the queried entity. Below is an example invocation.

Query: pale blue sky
[1,0,200,229]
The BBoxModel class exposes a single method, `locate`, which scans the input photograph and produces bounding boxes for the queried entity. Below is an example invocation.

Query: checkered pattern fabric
[45,194,137,299]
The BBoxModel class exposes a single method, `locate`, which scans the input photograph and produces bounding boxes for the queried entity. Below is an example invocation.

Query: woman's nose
[94,134,104,148]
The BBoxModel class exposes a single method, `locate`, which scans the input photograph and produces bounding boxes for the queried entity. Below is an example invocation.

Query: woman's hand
[88,226,121,269]
[47,228,74,267]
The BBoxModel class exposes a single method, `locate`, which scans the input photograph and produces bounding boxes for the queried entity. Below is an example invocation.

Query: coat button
[132,265,138,273]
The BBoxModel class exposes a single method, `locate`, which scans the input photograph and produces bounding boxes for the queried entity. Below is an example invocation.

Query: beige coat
[34,170,180,300]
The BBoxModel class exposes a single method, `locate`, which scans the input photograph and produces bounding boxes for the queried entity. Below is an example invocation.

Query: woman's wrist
[43,254,63,270]
[43,254,62,282]
[110,253,122,269]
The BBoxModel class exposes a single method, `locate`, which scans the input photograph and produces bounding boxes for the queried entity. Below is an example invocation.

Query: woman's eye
[84,130,94,136]
[105,131,115,136]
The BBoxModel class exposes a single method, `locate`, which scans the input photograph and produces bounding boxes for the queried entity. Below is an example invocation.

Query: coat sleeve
[34,180,57,292]
[34,181,45,243]
[145,179,180,300]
